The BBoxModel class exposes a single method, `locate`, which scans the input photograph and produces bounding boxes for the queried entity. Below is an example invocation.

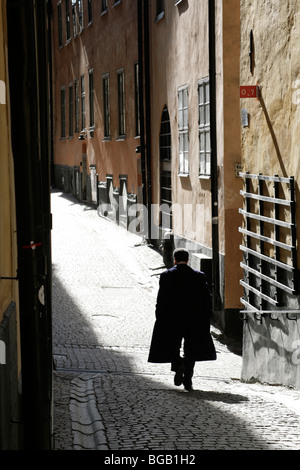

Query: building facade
[52,0,143,225]
[51,0,243,336]
[240,0,300,388]
[148,0,242,334]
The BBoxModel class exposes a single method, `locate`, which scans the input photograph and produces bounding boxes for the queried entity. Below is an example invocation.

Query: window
[156,0,165,22]
[134,63,140,137]
[103,74,110,139]
[57,2,63,47]
[88,0,93,24]
[198,78,211,176]
[72,0,77,37]
[60,86,66,138]
[69,83,73,136]
[101,0,108,14]
[80,75,86,130]
[78,0,84,32]
[178,86,189,175]
[65,0,71,41]
[89,69,95,128]
[117,69,125,138]
[75,79,80,132]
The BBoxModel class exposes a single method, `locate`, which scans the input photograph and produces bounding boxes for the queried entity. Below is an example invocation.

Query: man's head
[173,248,189,264]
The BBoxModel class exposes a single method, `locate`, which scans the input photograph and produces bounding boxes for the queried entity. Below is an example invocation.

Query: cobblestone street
[51,190,300,453]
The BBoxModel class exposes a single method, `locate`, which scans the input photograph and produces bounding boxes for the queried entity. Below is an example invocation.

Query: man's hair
[173,248,189,262]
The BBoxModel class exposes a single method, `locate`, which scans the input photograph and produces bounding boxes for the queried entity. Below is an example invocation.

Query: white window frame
[198,77,211,177]
[178,85,189,176]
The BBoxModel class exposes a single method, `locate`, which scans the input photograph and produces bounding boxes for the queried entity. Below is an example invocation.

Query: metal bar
[239,208,293,229]
[239,227,294,251]
[273,178,280,298]
[258,177,266,309]
[240,262,295,294]
[240,297,256,310]
[240,245,294,272]
[240,309,300,314]
[240,172,292,184]
[240,280,278,305]
[240,190,292,207]
[289,177,298,291]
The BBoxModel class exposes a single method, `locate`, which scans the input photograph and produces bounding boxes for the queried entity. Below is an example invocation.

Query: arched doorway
[160,105,172,231]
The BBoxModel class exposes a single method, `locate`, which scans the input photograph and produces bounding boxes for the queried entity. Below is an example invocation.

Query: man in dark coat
[148,248,216,391]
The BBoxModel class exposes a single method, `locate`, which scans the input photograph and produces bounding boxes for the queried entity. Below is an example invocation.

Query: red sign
[240,85,260,98]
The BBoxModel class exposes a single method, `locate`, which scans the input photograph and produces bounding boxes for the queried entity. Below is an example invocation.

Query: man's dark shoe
[174,364,185,386]
[183,379,193,391]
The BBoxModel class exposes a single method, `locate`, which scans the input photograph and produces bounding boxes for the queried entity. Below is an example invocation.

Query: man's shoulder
[162,265,205,277]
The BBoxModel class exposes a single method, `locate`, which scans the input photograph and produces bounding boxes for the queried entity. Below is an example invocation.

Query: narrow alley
[51,190,300,453]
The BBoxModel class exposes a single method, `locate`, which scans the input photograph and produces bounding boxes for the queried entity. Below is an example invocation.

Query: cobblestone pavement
[51,190,300,452]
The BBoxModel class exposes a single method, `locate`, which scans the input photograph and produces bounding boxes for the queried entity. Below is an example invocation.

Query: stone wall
[240,0,300,388]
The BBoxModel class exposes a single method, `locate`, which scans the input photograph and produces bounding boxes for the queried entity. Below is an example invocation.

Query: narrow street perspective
[52,191,300,452]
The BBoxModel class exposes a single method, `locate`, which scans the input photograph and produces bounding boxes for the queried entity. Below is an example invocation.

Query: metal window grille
[239,172,297,316]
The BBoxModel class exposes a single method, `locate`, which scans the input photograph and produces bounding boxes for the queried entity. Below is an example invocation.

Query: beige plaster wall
[240,0,300,219]
[149,0,212,247]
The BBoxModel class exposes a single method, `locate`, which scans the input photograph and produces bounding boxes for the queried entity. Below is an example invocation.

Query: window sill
[178,172,189,178]
[198,174,211,180]
[102,137,111,142]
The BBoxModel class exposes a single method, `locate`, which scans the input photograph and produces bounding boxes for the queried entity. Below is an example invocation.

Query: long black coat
[148,264,216,363]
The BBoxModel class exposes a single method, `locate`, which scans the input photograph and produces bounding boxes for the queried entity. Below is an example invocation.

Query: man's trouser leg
[183,357,195,387]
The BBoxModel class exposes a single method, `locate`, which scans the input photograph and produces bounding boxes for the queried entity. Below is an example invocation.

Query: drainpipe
[137,0,152,243]
[208,0,222,311]
[137,0,147,209]
[144,0,153,243]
